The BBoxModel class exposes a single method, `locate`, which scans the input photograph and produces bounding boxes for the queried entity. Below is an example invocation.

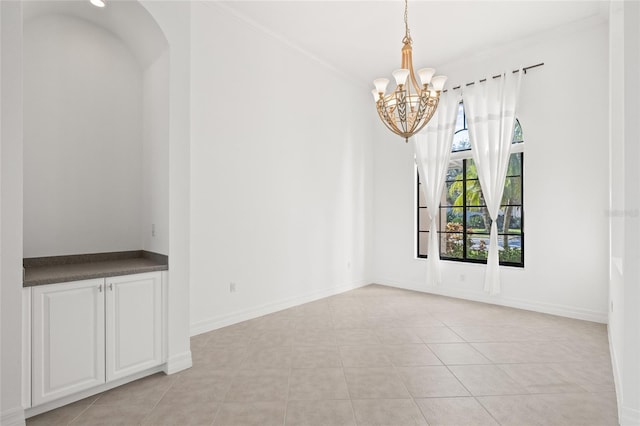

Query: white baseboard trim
[609,327,623,425]
[612,329,640,426]
[1,406,25,426]
[164,351,192,375]
[190,281,369,336]
[377,278,608,324]
[621,406,640,425]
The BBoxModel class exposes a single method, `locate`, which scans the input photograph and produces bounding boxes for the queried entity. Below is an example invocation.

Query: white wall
[141,0,192,373]
[142,50,170,255]
[1,2,25,424]
[23,15,144,257]
[189,3,373,334]
[608,0,625,419]
[373,18,610,323]
[609,1,640,423]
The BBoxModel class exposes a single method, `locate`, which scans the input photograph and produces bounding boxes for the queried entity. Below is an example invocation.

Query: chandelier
[372,0,447,142]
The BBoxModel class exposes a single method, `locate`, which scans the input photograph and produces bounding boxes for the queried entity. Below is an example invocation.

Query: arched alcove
[22,0,170,257]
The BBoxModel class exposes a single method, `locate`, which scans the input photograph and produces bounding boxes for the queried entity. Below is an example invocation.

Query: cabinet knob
[98,284,103,293]
[109,283,113,291]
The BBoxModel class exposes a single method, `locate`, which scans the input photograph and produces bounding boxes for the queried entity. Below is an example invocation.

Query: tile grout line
[210,333,251,426]
[282,342,294,426]
[64,400,96,426]
[335,328,359,426]
[380,328,431,425]
[137,376,178,426]
[430,339,504,425]
[209,365,237,426]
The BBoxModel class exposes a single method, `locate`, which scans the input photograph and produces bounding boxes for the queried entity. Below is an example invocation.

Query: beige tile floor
[27,284,618,426]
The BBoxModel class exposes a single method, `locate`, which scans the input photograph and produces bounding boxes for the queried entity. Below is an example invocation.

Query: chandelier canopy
[372,0,447,142]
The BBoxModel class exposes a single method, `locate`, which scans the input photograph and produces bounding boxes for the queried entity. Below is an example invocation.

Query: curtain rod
[444,62,544,92]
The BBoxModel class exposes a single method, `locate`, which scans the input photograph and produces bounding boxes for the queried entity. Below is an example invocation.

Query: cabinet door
[32,279,105,406]
[105,272,162,381]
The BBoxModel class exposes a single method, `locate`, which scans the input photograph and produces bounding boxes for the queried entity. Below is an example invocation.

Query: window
[417,103,524,267]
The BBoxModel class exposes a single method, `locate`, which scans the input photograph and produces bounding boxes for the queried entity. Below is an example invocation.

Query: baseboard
[621,406,640,425]
[609,327,623,425]
[377,278,608,323]
[164,350,192,375]
[611,328,640,426]
[190,281,369,336]
[1,406,25,426]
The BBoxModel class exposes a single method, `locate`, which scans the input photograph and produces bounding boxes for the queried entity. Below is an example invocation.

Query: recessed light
[90,0,105,8]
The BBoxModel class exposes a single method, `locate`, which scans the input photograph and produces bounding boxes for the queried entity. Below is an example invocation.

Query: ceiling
[220,1,608,87]
[21,0,607,86]
[22,0,168,68]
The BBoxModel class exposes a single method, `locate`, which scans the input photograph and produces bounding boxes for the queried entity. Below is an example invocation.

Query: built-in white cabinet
[32,278,106,406]
[105,273,163,382]
[29,272,163,407]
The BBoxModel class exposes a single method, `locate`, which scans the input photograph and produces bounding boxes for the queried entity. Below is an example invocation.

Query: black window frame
[416,105,525,268]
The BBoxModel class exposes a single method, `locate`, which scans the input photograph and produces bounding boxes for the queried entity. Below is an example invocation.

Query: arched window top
[451,103,524,153]
[513,119,524,143]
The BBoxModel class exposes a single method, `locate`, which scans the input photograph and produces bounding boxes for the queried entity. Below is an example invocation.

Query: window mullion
[462,159,468,261]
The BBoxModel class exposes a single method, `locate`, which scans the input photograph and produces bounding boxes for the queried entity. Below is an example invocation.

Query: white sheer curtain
[413,91,461,287]
[463,70,522,295]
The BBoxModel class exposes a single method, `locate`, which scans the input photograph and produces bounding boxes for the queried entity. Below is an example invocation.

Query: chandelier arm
[400,41,421,96]
[405,99,417,134]
[395,90,408,133]
[377,98,394,127]
[417,97,440,132]
[409,73,421,97]
[413,93,432,127]
[377,100,404,137]
[412,105,438,135]
[407,93,421,130]
[406,93,439,135]
[378,112,404,138]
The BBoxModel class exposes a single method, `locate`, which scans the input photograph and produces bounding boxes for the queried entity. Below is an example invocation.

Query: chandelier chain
[403,0,412,44]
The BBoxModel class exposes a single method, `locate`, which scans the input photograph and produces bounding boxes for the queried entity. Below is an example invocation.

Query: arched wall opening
[0,2,190,422]
[23,1,170,257]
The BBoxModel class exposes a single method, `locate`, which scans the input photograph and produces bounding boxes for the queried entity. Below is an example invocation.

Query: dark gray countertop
[23,250,168,287]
